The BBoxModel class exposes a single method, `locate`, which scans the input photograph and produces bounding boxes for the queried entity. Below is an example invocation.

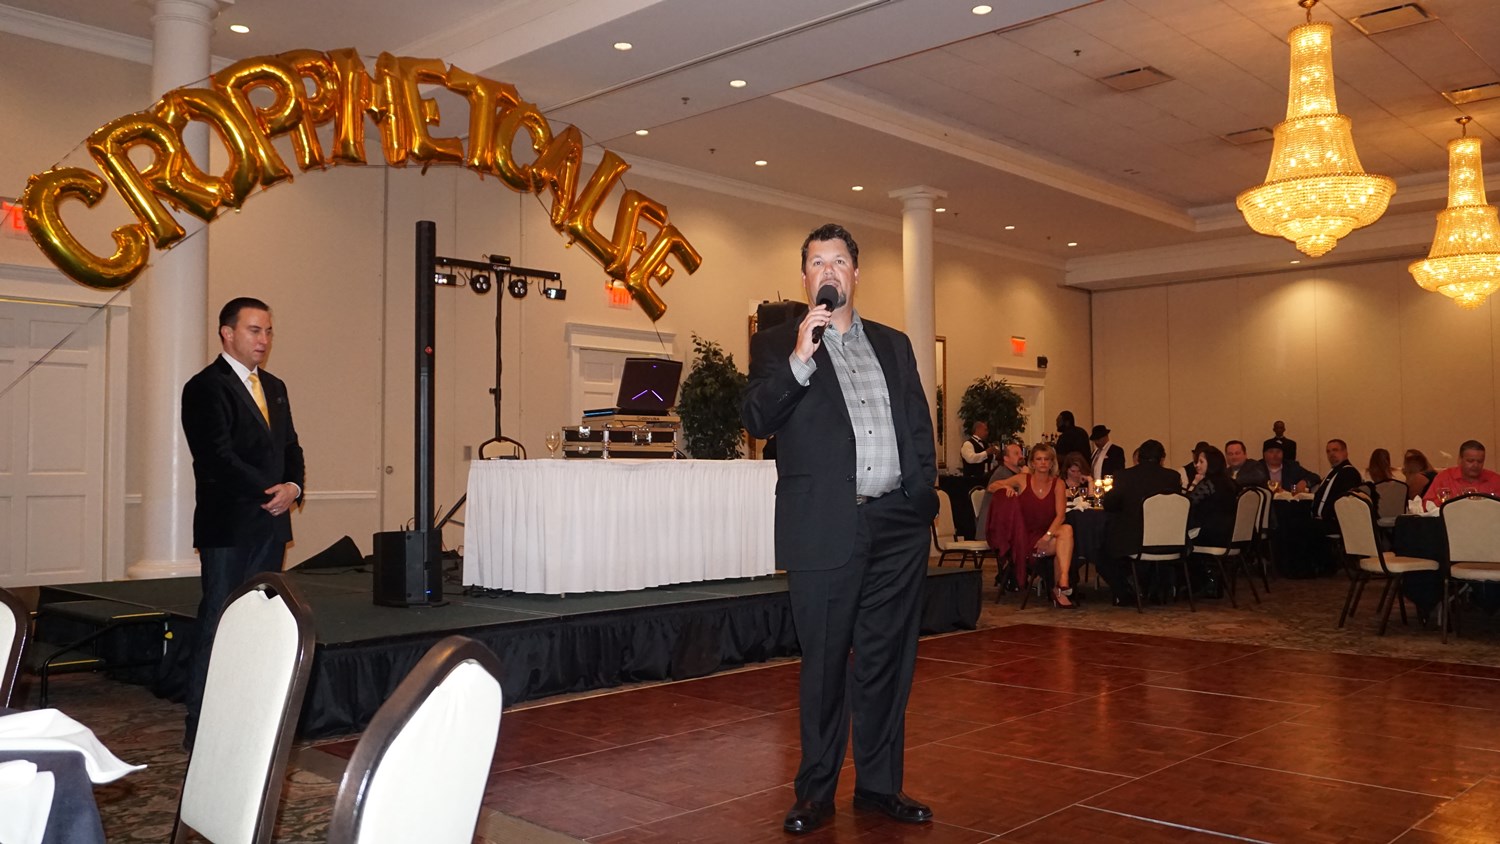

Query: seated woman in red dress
[988,443,1078,608]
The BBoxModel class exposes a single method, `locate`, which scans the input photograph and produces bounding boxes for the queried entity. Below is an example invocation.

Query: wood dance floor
[339,622,1500,842]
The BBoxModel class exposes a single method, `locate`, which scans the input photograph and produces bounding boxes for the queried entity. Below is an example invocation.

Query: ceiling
[3,0,1497,286]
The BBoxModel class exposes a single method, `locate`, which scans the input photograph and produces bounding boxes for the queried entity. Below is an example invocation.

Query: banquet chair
[933,491,992,571]
[173,573,314,844]
[1249,486,1273,592]
[1439,494,1500,644]
[1127,493,1192,613]
[1,587,29,708]
[1372,479,1408,530]
[327,635,504,844]
[1191,490,1262,608]
[970,487,986,537]
[1334,494,1436,635]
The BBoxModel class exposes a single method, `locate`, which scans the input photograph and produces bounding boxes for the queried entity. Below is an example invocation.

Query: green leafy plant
[677,334,749,459]
[956,375,1026,445]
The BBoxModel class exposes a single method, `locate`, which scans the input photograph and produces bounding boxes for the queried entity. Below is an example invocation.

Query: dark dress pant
[786,492,929,802]
[184,529,285,737]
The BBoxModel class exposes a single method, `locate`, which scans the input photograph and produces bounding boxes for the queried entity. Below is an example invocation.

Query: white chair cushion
[1193,546,1235,556]
[1451,562,1500,582]
[1376,516,1397,528]
[947,540,989,552]
[1358,555,1438,574]
[1135,552,1183,561]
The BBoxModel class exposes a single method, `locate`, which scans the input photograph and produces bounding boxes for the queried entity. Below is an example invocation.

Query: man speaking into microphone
[742,223,939,835]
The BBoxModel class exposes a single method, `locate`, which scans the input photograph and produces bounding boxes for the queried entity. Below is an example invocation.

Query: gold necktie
[248,371,270,426]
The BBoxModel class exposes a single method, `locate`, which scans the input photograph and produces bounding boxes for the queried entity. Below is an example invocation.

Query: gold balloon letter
[21,168,149,289]
[279,49,341,170]
[214,56,305,187]
[564,151,630,270]
[85,112,208,248]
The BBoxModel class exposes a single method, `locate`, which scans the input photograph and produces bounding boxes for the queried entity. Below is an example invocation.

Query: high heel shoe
[1052,587,1077,609]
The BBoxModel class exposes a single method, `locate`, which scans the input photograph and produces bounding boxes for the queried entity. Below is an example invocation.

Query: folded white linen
[1409,496,1424,515]
[1067,496,1090,512]
[0,760,54,844]
[0,710,145,784]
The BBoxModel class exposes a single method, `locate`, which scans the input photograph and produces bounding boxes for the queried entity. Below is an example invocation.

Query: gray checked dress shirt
[789,312,901,498]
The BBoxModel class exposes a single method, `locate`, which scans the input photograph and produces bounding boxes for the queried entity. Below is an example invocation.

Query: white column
[888,185,946,423]
[128,0,232,579]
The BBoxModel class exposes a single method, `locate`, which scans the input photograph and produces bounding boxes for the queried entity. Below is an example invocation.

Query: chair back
[0,588,28,708]
[1231,489,1260,544]
[1250,485,1271,530]
[934,491,957,550]
[176,574,314,844]
[1333,494,1381,560]
[1373,479,1407,521]
[1140,493,1190,549]
[969,487,985,524]
[1442,494,1500,564]
[328,636,504,844]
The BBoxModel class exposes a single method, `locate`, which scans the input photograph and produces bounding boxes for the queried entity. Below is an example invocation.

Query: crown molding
[775,81,1198,232]
[0,261,132,307]
[588,147,1065,270]
[0,3,231,71]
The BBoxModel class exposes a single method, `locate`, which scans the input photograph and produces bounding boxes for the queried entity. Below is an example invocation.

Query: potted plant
[956,375,1026,445]
[676,333,749,459]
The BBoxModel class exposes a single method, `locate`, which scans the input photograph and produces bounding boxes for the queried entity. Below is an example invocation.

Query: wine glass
[1268,479,1281,494]
[1438,487,1451,503]
[544,431,562,458]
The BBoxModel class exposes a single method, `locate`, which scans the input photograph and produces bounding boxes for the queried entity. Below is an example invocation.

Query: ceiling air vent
[1443,81,1500,106]
[1097,66,1174,92]
[1350,3,1434,36]
[1221,127,1274,146]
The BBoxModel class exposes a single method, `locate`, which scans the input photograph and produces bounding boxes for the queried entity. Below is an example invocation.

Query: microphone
[810,283,839,344]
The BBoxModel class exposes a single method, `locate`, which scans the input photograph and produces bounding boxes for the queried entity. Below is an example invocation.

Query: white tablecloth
[462,459,778,594]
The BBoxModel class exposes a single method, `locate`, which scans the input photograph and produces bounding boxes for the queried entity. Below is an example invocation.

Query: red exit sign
[1,197,27,238]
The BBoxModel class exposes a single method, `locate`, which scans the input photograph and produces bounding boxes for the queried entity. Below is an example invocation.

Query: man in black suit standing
[1099,439,1181,605]
[1054,411,1090,463]
[742,224,938,835]
[1263,420,1297,463]
[1089,425,1125,480]
[180,297,304,746]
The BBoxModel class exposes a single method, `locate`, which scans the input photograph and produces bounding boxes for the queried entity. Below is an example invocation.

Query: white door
[573,349,629,421]
[0,301,107,586]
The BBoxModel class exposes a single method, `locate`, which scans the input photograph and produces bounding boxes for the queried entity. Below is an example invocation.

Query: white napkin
[0,760,54,844]
[1067,496,1090,512]
[0,709,145,784]
[1423,499,1441,516]
[1292,492,1314,501]
[1409,496,1424,515]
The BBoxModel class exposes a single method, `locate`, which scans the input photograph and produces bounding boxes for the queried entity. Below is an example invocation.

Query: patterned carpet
[18,568,1500,842]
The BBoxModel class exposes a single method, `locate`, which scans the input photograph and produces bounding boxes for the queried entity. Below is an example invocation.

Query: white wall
[1,32,1091,570]
[1092,257,1500,477]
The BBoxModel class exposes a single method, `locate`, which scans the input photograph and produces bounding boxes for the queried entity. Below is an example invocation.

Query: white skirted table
[463,459,778,594]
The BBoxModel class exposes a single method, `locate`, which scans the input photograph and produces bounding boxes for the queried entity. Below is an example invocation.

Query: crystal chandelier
[1410,117,1500,310]
[1237,0,1396,258]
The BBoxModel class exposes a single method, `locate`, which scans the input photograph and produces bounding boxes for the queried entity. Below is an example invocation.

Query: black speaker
[372,530,446,607]
[1036,355,1049,370]
[755,299,808,332]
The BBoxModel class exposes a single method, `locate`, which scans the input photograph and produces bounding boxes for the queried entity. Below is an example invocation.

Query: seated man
[975,442,1025,535]
[1098,439,1182,606]
[1424,439,1500,504]
[1261,444,1312,493]
[1226,440,1266,487]
[1312,438,1363,521]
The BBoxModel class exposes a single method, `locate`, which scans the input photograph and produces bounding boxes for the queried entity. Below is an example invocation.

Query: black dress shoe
[852,789,933,824]
[783,799,834,834]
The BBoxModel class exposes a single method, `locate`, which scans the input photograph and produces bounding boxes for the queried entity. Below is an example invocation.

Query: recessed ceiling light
[613,41,633,51]
[1290,259,1301,264]
[851,185,864,192]
[729,79,747,88]
[1067,242,1078,247]
[1004,225,1016,230]
[754,160,767,166]
[229,23,250,33]
[634,129,649,136]
[972,4,993,14]
[935,207,946,213]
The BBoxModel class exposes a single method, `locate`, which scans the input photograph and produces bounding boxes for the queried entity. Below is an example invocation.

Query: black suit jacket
[1092,443,1125,478]
[1055,426,1090,463]
[742,318,938,571]
[182,356,305,548]
[1313,461,1362,520]
[1101,463,1182,558]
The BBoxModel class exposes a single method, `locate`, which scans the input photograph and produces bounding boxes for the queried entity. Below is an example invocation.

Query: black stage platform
[39,565,982,739]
